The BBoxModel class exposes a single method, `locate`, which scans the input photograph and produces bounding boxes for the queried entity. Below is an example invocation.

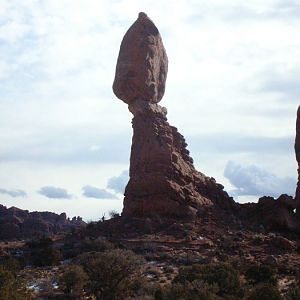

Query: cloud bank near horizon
[0,188,27,198]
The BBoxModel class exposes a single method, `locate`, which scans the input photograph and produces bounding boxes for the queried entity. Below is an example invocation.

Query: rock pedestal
[122,102,234,218]
[295,106,300,216]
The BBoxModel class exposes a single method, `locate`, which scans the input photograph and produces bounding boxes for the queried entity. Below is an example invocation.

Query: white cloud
[107,170,129,194]
[82,185,116,199]
[38,186,73,199]
[224,161,296,198]
[0,188,27,198]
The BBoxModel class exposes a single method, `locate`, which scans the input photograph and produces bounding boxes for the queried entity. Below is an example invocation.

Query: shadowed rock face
[113,12,168,105]
[122,107,235,218]
[295,106,300,216]
[256,195,299,231]
[113,13,235,218]
[0,205,85,240]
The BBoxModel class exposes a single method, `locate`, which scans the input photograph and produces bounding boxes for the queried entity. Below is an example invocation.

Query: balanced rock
[113,13,236,218]
[295,106,300,216]
[113,12,168,105]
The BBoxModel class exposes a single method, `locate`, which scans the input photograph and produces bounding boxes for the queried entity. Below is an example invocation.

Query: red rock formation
[113,12,168,105]
[113,13,235,218]
[0,204,85,240]
[122,103,235,218]
[256,195,299,231]
[295,106,300,216]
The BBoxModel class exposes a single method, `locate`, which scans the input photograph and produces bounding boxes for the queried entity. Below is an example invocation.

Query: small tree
[27,237,61,267]
[60,265,88,299]
[79,249,145,299]
[109,210,120,219]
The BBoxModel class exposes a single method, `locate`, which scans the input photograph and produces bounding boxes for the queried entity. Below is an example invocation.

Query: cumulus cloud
[0,188,27,197]
[224,161,296,198]
[107,170,129,194]
[82,185,116,199]
[38,186,72,199]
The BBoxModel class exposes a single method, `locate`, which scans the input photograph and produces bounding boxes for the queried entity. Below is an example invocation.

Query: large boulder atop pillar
[113,12,168,105]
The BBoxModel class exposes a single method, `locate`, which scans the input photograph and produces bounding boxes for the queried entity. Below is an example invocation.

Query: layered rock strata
[113,13,235,218]
[122,102,235,217]
[295,106,300,216]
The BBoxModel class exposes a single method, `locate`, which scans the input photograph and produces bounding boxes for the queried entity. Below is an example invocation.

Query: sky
[0,0,299,221]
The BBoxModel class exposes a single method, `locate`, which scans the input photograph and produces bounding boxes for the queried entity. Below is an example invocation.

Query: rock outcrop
[0,205,85,240]
[113,13,236,218]
[244,107,300,231]
[295,106,300,216]
[254,195,299,231]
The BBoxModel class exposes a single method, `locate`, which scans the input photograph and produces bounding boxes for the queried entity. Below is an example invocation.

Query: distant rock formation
[255,195,299,231]
[113,13,236,218]
[295,106,300,217]
[0,205,85,240]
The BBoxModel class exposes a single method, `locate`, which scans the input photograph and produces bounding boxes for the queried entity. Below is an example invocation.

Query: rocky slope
[0,204,85,240]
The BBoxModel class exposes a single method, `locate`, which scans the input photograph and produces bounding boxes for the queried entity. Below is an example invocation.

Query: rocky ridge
[0,204,85,240]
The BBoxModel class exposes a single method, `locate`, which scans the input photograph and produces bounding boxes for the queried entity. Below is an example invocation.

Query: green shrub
[60,265,88,298]
[79,249,145,299]
[109,210,120,219]
[0,268,33,300]
[174,263,242,297]
[27,237,61,267]
[163,280,220,300]
[247,283,283,300]
[0,256,20,273]
[252,234,264,245]
[245,264,277,285]
[82,238,115,252]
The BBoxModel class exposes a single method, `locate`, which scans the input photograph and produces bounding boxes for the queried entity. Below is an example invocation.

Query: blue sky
[0,0,299,220]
